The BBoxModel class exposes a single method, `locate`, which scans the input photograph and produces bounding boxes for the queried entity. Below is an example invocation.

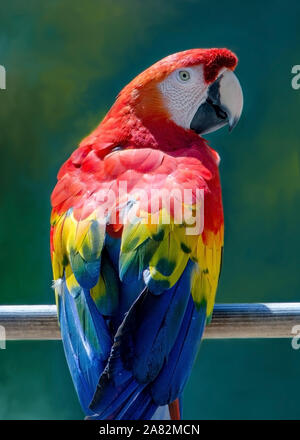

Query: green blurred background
[0,0,300,420]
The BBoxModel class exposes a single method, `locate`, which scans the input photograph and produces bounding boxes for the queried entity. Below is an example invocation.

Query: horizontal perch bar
[0,303,299,341]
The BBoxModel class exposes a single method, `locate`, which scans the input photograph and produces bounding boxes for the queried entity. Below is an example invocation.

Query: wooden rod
[0,303,299,341]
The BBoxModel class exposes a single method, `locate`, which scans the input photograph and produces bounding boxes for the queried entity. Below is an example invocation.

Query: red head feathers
[77,48,239,154]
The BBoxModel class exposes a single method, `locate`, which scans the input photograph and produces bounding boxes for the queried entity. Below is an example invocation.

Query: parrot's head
[121,48,243,136]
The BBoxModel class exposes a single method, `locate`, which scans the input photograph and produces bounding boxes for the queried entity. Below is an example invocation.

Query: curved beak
[190,70,243,135]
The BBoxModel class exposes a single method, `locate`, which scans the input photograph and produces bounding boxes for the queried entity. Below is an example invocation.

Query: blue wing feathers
[58,276,111,413]
[150,297,206,404]
[58,236,206,420]
[85,260,205,419]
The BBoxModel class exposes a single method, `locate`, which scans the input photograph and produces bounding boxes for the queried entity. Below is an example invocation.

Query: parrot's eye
[177,70,191,82]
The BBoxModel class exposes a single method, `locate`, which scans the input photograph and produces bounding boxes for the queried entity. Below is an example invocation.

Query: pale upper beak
[190,69,243,135]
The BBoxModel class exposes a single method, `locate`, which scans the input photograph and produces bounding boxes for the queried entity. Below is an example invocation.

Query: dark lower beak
[190,70,243,135]
[190,76,229,135]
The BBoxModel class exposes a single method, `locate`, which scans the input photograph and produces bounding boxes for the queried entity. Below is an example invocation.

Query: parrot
[50,48,243,420]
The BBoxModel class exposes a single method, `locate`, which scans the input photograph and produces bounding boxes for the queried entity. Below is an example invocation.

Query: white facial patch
[157,65,208,130]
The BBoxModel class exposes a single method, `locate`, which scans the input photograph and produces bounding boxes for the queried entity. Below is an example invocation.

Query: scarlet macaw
[50,48,243,420]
